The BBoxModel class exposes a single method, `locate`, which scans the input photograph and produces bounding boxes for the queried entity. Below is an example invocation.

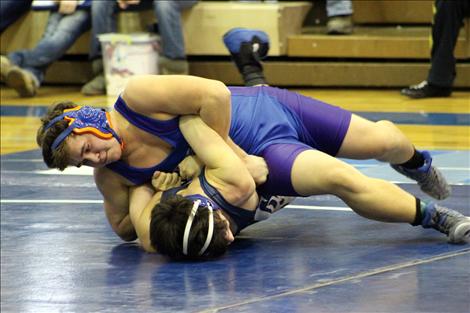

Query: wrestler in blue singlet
[106,86,352,196]
[160,170,290,234]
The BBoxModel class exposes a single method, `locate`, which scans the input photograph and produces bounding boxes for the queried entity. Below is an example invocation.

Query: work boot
[5,67,38,97]
[159,56,189,75]
[223,28,270,86]
[421,202,470,244]
[81,59,106,95]
[391,150,451,200]
[401,81,452,99]
[1,55,14,82]
[327,15,353,35]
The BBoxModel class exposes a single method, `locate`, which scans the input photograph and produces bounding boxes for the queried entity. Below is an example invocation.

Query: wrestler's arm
[121,75,231,141]
[128,184,158,253]
[94,167,137,241]
[179,115,259,208]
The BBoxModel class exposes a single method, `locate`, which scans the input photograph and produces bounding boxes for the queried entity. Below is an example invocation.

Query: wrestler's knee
[373,120,409,159]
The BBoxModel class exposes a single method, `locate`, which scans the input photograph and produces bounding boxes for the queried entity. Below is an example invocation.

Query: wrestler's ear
[224,228,235,245]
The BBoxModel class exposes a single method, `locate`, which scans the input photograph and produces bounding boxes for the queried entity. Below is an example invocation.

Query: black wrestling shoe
[401,81,452,99]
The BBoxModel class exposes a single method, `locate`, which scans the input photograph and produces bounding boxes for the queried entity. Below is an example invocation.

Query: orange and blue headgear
[44,106,122,151]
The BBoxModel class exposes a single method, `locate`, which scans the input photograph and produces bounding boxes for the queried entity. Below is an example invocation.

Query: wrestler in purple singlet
[107,86,352,196]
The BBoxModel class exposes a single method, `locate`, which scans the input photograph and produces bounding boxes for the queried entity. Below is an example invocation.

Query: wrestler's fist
[152,171,181,191]
[178,155,203,180]
[244,155,268,185]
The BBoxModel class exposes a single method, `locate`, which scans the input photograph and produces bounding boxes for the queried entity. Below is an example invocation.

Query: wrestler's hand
[244,155,268,186]
[152,171,182,191]
[178,155,203,180]
[58,0,78,14]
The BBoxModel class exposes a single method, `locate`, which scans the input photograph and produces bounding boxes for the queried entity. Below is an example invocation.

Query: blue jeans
[326,0,353,17]
[89,0,198,60]
[8,10,90,85]
[0,0,32,33]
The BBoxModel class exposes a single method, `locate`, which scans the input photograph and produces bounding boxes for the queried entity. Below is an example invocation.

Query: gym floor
[1,86,469,313]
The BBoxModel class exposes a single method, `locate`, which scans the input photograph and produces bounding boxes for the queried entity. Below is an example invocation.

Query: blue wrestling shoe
[223,28,270,86]
[421,202,470,244]
[391,150,451,200]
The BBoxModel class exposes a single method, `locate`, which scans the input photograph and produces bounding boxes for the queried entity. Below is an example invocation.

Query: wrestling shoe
[223,28,270,86]
[401,81,452,99]
[5,67,38,97]
[391,150,451,200]
[422,202,470,244]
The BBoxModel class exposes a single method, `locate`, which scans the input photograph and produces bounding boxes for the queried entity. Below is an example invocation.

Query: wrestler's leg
[336,114,451,200]
[336,114,414,163]
[289,149,469,243]
[291,149,416,222]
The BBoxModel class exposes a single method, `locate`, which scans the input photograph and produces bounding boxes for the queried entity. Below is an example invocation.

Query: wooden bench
[1,0,468,88]
[0,1,312,56]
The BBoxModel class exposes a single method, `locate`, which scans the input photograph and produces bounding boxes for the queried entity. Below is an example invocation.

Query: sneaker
[1,55,14,82]
[327,15,353,35]
[159,56,189,75]
[391,150,451,200]
[5,67,38,97]
[422,203,470,244]
[81,74,106,96]
[401,81,452,99]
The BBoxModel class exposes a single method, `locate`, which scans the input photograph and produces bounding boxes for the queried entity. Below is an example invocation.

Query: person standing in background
[401,0,470,99]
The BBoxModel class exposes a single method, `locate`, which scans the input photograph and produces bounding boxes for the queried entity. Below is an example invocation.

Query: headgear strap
[182,200,215,256]
[44,106,122,151]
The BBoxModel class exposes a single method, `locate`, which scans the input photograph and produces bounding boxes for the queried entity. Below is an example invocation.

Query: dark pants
[0,0,32,33]
[428,0,470,87]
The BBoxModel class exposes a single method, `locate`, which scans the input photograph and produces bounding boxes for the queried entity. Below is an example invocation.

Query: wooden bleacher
[1,0,469,88]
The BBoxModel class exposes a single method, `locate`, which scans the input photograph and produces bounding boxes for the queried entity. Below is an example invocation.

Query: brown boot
[81,59,106,95]
[159,56,189,75]
[5,67,38,97]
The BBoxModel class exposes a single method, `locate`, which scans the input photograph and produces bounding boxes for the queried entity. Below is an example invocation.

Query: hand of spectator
[117,0,141,10]
[178,155,203,181]
[152,171,182,192]
[244,155,269,186]
[58,0,78,14]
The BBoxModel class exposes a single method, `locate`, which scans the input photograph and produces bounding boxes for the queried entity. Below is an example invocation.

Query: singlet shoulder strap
[114,96,182,147]
[198,170,255,231]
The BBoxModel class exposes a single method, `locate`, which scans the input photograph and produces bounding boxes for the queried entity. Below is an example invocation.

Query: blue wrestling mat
[1,149,469,313]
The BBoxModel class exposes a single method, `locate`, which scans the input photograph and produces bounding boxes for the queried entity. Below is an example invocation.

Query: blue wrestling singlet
[105,96,190,185]
[106,87,351,195]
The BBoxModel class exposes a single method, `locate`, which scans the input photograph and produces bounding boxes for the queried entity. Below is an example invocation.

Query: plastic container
[98,33,160,96]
